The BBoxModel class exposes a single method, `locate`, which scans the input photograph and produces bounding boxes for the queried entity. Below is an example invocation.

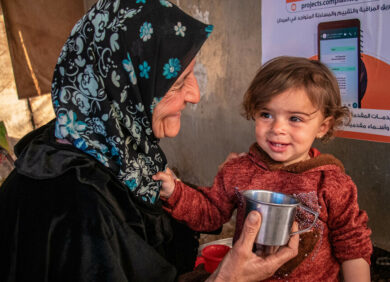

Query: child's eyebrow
[259,107,270,111]
[259,108,320,117]
[288,109,320,116]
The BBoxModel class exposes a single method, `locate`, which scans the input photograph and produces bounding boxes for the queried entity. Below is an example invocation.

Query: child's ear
[317,116,333,138]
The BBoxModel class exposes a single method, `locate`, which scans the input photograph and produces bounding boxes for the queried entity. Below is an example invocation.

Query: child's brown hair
[242,56,351,142]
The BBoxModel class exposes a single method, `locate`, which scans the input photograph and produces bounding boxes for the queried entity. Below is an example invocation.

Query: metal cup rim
[241,190,299,207]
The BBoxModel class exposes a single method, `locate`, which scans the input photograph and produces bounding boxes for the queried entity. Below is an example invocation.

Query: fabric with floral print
[140,22,153,41]
[174,22,186,37]
[160,0,173,7]
[51,0,212,205]
[163,58,181,79]
[139,61,151,79]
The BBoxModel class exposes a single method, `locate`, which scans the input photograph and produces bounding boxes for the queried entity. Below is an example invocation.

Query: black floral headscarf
[51,0,212,205]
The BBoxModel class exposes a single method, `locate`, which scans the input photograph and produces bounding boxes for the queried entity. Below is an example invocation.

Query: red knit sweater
[163,143,372,281]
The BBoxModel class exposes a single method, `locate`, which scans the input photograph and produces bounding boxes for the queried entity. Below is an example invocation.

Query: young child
[153,56,372,281]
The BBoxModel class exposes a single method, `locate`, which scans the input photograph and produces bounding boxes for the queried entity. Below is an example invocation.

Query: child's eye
[290,116,302,122]
[260,112,272,119]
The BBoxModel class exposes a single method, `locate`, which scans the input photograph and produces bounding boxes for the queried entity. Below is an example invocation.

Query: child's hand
[153,167,177,198]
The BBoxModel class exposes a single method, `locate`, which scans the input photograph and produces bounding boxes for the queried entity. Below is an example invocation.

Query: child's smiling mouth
[268,141,289,152]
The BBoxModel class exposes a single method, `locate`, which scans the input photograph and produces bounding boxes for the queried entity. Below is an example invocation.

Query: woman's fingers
[236,211,262,251]
[207,216,299,282]
[264,222,299,268]
[285,221,299,253]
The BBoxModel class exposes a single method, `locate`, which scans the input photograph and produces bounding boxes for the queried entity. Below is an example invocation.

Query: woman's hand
[207,211,299,282]
[153,167,177,198]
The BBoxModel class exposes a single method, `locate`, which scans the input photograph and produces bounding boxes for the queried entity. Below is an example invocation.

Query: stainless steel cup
[241,190,318,256]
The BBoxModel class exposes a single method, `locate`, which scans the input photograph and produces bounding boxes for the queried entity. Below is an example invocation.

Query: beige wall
[84,0,96,10]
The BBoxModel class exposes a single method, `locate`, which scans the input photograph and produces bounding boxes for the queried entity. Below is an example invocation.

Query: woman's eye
[171,83,183,91]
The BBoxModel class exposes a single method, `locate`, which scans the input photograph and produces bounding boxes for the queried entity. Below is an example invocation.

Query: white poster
[262,0,390,142]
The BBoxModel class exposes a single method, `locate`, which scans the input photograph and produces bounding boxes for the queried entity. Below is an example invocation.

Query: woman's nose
[184,74,201,104]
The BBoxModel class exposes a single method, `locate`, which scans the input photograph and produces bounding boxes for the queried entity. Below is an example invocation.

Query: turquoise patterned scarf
[51,0,212,205]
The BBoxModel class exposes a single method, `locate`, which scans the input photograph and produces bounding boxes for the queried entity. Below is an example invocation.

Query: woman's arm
[342,258,370,282]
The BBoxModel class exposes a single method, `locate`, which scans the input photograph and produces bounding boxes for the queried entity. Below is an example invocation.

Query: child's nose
[271,119,286,134]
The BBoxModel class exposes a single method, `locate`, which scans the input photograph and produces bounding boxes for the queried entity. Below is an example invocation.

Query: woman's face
[152,59,200,138]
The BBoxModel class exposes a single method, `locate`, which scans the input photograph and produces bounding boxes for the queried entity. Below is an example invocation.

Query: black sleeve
[0,170,177,282]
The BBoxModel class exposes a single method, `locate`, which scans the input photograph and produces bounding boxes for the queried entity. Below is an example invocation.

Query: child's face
[255,88,332,166]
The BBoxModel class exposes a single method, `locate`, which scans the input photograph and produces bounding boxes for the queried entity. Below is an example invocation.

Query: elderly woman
[0,0,297,281]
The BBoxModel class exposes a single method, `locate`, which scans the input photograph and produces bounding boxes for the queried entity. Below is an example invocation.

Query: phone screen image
[318,19,361,108]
